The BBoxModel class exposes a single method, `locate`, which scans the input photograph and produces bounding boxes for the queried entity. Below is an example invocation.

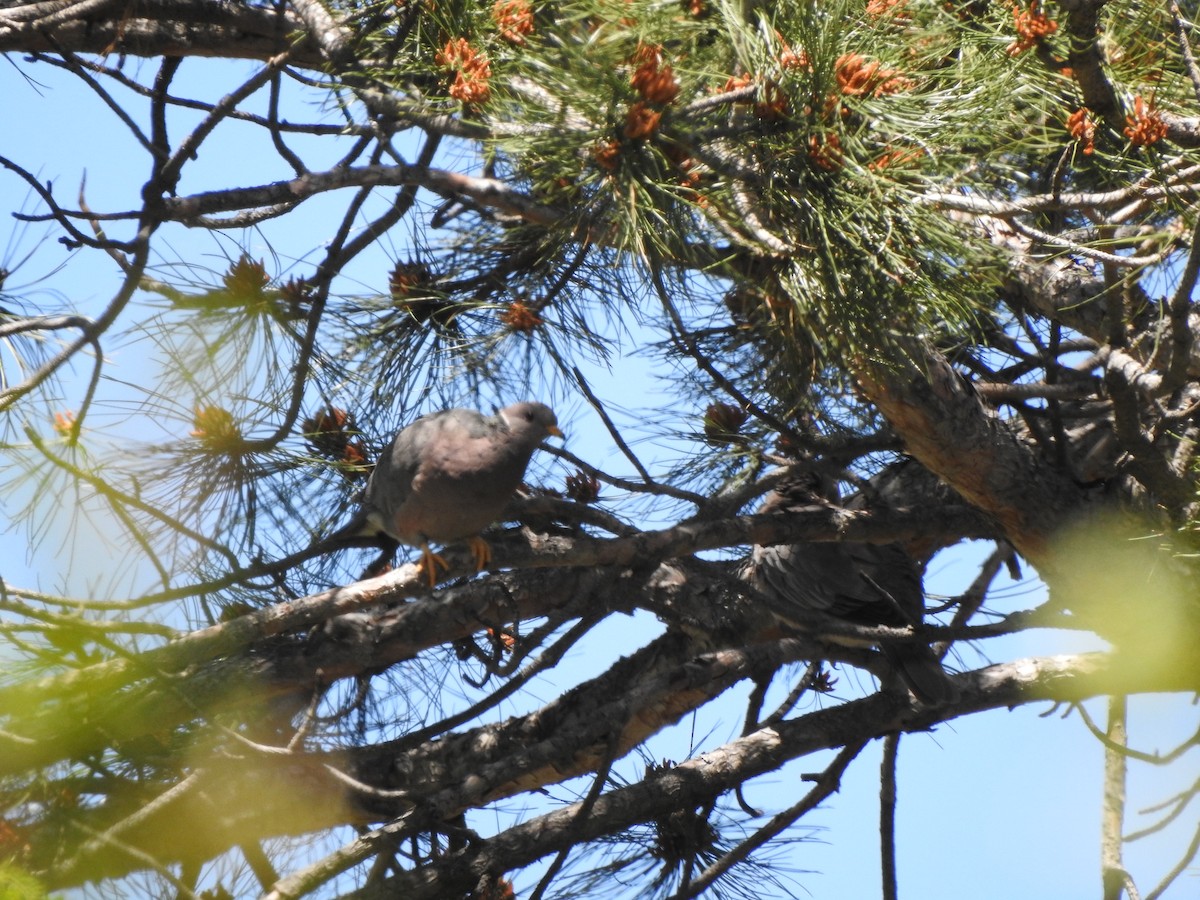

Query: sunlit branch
[1005,215,1178,268]
[1101,695,1130,900]
[161,164,563,226]
[925,164,1200,218]
[289,0,352,65]
[0,502,995,719]
[360,653,1200,898]
[0,0,323,66]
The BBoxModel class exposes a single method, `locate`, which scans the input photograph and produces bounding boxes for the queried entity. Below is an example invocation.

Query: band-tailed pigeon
[746,472,958,705]
[333,401,561,585]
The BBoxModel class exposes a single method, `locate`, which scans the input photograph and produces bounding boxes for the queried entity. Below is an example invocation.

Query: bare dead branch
[160,163,562,226]
[1102,695,1130,900]
[1144,818,1200,900]
[880,733,899,900]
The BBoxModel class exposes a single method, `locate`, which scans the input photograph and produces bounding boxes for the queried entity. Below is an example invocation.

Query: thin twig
[55,772,203,884]
[673,740,868,899]
[23,427,242,569]
[1145,819,1200,900]
[935,543,1011,659]
[158,56,288,190]
[880,734,899,900]
[393,614,603,750]
[650,263,802,446]
[760,661,824,726]
[572,365,655,484]
[527,730,622,900]
[1074,701,1200,765]
[543,443,707,505]
[1170,2,1200,105]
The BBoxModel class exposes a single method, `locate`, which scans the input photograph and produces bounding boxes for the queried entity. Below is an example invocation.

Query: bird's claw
[417,544,451,588]
[467,535,492,572]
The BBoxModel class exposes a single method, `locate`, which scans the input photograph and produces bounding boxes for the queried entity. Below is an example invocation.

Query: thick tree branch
[851,340,1090,564]
[35,648,1200,891]
[336,652,1200,899]
[1058,0,1121,128]
[0,502,991,747]
[0,0,324,66]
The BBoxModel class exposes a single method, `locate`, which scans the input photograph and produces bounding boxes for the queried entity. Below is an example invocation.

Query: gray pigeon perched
[333,401,561,586]
[746,472,958,705]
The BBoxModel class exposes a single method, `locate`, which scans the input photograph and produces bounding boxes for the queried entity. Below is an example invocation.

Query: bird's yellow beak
[547,425,564,438]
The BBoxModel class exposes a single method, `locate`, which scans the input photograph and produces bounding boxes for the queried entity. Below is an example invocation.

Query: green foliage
[0,863,49,900]
[339,0,1113,372]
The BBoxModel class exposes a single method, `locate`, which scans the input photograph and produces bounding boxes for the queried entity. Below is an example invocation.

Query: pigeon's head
[499,401,563,444]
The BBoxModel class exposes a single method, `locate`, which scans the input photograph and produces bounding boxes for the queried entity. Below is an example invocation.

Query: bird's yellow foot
[467,535,492,572]
[417,543,450,588]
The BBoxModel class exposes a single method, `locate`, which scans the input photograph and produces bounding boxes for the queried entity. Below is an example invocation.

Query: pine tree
[2,1,1200,896]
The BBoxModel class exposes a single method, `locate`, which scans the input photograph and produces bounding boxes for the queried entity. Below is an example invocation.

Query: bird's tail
[880,642,959,705]
[309,508,384,553]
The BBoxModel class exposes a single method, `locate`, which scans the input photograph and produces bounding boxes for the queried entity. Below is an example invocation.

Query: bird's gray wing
[751,540,957,704]
[365,410,486,523]
[836,541,925,625]
[754,541,914,625]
